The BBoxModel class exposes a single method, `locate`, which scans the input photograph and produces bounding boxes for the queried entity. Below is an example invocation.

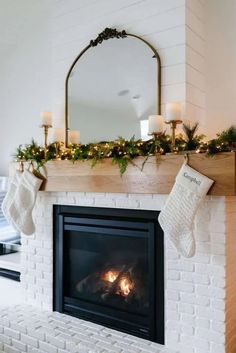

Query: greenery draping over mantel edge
[15,125,236,175]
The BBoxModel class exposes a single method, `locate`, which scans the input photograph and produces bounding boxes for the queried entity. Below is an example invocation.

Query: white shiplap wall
[0,0,208,175]
[51,0,187,127]
[185,0,206,128]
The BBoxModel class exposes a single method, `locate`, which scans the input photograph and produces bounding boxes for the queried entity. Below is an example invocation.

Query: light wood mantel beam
[10,152,236,195]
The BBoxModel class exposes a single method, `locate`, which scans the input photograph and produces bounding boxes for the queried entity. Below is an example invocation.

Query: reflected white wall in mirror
[140,120,149,141]
[67,36,158,144]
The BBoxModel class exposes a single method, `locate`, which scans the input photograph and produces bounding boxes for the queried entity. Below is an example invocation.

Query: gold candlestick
[40,124,52,156]
[165,119,182,152]
[148,132,164,155]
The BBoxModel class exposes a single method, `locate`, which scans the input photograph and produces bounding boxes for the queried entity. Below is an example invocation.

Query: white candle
[40,111,52,126]
[52,128,64,142]
[69,130,80,144]
[165,102,182,122]
[148,115,164,134]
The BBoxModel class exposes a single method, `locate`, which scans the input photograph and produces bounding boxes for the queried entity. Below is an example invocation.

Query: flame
[103,270,119,283]
[102,270,133,297]
[117,277,133,297]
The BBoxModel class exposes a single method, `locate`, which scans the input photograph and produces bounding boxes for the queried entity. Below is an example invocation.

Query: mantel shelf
[10,152,236,195]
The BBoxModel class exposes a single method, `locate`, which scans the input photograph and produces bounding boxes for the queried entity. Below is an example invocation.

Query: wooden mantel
[11,152,236,195]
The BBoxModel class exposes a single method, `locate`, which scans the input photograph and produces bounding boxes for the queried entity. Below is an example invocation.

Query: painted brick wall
[0,305,176,353]
[225,197,236,353]
[21,192,226,353]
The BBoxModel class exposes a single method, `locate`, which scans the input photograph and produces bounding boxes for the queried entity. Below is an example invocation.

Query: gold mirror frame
[65,28,162,146]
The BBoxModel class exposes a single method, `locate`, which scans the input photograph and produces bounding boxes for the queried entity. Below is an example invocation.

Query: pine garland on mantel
[15,125,236,175]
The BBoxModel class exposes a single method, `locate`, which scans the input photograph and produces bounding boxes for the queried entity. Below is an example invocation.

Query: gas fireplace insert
[53,205,164,344]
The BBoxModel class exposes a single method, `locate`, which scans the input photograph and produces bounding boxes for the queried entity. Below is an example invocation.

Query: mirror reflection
[67,35,159,144]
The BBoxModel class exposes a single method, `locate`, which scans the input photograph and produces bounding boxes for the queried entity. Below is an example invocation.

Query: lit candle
[148,115,164,134]
[40,111,52,126]
[52,128,64,142]
[69,130,80,144]
[165,102,182,122]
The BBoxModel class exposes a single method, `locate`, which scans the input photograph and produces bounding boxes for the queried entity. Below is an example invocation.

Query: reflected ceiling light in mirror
[117,89,130,96]
[69,130,80,144]
[132,94,141,100]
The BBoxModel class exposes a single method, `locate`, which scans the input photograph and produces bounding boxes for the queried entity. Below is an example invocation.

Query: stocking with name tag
[158,162,214,257]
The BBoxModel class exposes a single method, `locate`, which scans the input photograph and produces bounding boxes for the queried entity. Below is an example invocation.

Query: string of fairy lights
[15,125,236,175]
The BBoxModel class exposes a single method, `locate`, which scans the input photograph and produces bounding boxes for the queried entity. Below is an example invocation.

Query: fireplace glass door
[54,206,164,344]
[64,227,149,316]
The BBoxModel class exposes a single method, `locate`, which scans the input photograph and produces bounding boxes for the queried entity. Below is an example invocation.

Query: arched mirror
[65,28,161,146]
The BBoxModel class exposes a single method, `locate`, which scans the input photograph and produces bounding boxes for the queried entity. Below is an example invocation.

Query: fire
[102,270,119,283]
[117,277,133,297]
[102,270,133,297]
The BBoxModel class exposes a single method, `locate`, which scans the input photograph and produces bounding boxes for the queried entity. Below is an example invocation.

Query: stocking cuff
[176,164,214,197]
[23,170,43,191]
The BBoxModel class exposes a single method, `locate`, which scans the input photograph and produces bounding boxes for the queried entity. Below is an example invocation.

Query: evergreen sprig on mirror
[14,126,236,175]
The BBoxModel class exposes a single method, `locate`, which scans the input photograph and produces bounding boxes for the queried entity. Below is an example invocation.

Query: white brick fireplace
[19,191,231,353]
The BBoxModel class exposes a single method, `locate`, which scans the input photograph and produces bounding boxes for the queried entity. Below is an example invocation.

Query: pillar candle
[148,115,164,134]
[40,111,52,126]
[52,128,64,142]
[69,130,80,144]
[165,102,182,122]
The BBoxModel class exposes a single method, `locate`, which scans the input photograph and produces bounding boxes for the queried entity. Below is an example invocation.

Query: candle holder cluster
[148,102,183,153]
[39,102,182,160]
[40,112,80,158]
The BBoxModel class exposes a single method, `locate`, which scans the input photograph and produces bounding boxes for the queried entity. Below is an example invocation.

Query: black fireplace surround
[53,205,164,344]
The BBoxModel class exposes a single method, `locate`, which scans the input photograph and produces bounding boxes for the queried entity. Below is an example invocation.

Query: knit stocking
[8,170,42,235]
[2,171,22,226]
[158,163,214,257]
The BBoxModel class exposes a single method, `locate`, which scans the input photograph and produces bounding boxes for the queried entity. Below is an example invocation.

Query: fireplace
[53,205,164,344]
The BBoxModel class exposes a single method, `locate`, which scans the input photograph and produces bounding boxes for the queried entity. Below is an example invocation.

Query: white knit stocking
[158,163,214,257]
[8,170,42,235]
[2,171,22,226]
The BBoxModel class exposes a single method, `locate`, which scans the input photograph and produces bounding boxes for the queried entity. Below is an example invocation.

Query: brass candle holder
[165,119,182,152]
[148,132,164,156]
[40,124,52,156]
[54,141,61,159]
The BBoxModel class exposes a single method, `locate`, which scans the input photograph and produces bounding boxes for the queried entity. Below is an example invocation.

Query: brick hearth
[0,305,175,353]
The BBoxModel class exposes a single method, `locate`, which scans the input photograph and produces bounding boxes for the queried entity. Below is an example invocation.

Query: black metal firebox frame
[53,205,164,344]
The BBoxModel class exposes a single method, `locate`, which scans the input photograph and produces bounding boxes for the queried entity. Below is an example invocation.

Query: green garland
[198,126,236,155]
[14,125,236,175]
